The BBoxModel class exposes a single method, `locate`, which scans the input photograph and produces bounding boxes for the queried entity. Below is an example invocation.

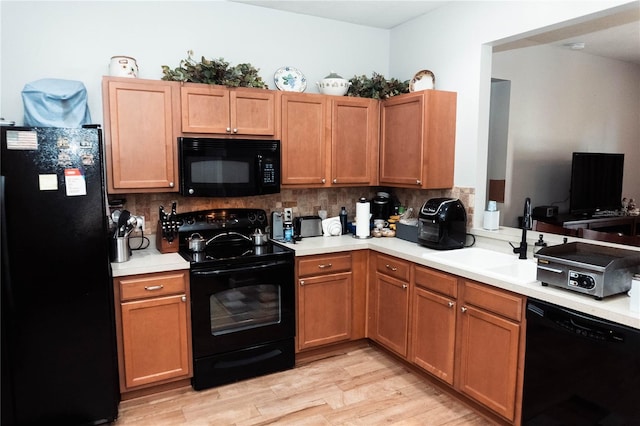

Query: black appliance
[178,137,280,197]
[522,299,640,424]
[1,126,119,425]
[176,208,295,390]
[417,198,467,250]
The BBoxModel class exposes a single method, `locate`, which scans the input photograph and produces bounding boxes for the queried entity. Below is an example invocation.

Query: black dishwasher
[522,299,640,425]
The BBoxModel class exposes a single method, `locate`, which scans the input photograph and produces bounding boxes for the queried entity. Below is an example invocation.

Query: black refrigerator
[1,126,119,425]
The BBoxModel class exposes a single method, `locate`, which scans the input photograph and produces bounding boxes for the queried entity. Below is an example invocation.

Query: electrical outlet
[283,208,293,222]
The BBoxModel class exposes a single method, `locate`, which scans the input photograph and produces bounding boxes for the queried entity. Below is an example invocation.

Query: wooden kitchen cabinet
[181,84,276,136]
[296,253,353,351]
[102,76,180,193]
[113,271,191,394]
[456,279,524,422]
[380,90,456,189]
[411,266,458,385]
[368,253,411,358]
[281,93,378,187]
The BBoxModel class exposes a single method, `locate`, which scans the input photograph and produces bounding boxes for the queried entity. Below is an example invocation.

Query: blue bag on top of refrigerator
[21,78,92,127]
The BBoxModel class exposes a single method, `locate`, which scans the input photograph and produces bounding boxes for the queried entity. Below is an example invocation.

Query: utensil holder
[111,236,131,263]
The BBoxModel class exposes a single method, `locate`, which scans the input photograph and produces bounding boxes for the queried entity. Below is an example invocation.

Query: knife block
[155,220,179,253]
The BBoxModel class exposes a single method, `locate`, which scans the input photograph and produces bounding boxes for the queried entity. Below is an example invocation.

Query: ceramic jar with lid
[316,72,351,96]
[109,56,138,78]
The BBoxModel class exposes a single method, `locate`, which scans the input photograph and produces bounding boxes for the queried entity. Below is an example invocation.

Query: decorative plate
[274,66,307,92]
[409,69,435,92]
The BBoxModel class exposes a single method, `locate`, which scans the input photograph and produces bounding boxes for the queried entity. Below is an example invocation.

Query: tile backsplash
[113,186,475,234]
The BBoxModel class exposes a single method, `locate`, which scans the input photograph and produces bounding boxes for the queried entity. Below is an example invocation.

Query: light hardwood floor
[114,344,494,425]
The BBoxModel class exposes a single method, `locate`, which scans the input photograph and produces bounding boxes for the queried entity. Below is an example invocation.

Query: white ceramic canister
[109,56,138,78]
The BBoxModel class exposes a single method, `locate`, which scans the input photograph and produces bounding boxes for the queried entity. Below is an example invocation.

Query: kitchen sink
[424,247,538,284]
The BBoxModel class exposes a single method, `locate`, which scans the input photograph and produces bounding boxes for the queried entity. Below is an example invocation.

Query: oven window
[209,284,280,335]
[191,159,250,184]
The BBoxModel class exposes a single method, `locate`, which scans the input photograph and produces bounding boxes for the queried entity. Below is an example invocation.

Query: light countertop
[111,228,640,329]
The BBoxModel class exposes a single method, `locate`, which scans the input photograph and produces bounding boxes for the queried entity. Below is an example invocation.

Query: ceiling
[231,1,640,65]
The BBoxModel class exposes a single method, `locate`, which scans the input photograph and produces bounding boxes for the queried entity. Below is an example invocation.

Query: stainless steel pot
[251,229,269,246]
[188,233,207,252]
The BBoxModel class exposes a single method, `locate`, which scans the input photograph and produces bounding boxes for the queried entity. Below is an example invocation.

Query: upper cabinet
[102,77,181,194]
[281,92,379,187]
[380,90,457,189]
[181,84,277,136]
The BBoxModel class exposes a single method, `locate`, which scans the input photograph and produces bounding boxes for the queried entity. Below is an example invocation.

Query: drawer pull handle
[318,263,333,269]
[144,285,164,291]
[385,264,397,271]
[538,265,564,274]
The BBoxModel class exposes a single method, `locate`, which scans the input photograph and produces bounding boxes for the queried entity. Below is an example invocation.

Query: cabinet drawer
[461,280,523,322]
[119,271,188,302]
[375,254,410,282]
[415,266,457,297]
[298,253,352,277]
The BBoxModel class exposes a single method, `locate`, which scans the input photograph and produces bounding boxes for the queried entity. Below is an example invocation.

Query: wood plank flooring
[114,344,494,425]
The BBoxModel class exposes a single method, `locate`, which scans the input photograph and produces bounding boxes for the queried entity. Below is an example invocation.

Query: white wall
[0,1,389,126]
[387,0,633,226]
[493,44,640,226]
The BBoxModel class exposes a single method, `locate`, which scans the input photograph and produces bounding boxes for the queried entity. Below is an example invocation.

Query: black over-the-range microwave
[178,137,281,197]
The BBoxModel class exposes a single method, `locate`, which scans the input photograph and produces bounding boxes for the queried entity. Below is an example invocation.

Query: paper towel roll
[356,199,371,238]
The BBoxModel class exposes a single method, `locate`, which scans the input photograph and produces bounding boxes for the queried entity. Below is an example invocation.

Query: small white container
[110,56,138,78]
[483,200,500,231]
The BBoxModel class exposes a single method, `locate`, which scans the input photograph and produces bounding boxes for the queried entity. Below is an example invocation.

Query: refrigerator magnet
[64,168,87,196]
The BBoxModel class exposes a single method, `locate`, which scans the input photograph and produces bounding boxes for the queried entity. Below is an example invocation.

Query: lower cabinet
[368,253,411,358]
[114,271,192,394]
[407,265,524,423]
[296,253,353,351]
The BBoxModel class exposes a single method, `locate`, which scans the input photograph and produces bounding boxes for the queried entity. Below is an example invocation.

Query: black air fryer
[418,198,467,250]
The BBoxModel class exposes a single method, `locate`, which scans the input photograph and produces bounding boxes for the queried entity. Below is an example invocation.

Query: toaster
[417,198,467,250]
[294,216,323,238]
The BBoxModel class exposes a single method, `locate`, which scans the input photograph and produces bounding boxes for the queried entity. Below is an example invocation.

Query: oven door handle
[191,260,290,276]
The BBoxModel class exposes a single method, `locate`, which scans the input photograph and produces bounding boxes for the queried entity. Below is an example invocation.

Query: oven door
[179,137,280,197]
[190,258,295,358]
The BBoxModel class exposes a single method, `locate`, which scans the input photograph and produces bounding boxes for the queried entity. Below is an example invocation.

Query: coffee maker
[417,198,467,250]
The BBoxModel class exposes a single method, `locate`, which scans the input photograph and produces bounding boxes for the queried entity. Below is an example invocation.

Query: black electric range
[176,208,293,268]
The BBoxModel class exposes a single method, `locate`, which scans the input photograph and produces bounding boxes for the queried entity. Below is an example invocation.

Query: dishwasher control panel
[568,270,596,290]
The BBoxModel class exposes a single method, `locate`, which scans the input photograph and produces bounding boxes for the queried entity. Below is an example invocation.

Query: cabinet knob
[318,263,333,269]
[226,127,231,133]
[181,296,187,302]
[461,306,467,313]
[385,264,398,271]
[416,179,422,185]
[333,178,337,184]
[169,182,174,188]
[321,178,326,184]
[233,128,238,133]
[300,280,305,286]
[448,301,454,308]
[402,284,408,289]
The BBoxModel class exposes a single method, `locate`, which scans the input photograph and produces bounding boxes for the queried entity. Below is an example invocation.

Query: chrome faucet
[510,197,531,259]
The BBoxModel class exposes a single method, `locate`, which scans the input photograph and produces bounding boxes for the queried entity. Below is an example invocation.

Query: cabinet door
[330,97,379,185]
[412,286,456,385]
[370,272,410,358]
[281,93,330,186]
[379,90,456,189]
[103,77,179,193]
[120,294,190,389]
[297,272,352,350]
[457,304,520,421]
[181,85,231,133]
[232,89,276,136]
[379,93,424,187]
